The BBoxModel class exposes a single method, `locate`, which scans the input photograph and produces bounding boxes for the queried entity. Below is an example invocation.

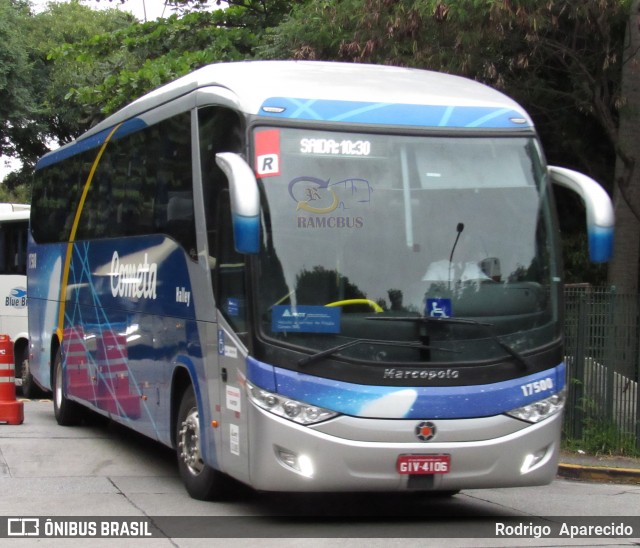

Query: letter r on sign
[257,154,279,176]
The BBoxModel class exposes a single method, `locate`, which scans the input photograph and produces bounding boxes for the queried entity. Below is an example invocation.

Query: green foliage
[0,0,634,287]
[0,171,30,203]
[56,10,255,116]
[0,0,38,159]
[561,232,608,285]
[563,418,639,457]
[30,2,136,144]
[55,1,293,117]
[262,0,628,179]
[564,389,639,456]
[1,0,294,181]
[263,0,630,284]
[0,0,135,169]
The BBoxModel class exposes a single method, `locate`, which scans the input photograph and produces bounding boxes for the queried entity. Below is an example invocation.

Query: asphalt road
[1,400,639,547]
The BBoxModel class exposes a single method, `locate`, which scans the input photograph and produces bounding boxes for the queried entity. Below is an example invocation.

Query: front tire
[52,348,83,426]
[20,348,46,399]
[176,385,226,500]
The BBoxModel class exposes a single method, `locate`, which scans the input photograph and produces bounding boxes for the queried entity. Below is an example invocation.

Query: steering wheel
[325,299,384,313]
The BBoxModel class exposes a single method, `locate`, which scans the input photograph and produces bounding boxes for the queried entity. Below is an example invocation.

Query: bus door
[213,192,250,481]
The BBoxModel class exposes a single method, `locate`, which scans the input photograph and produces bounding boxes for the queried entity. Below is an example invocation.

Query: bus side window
[0,227,6,273]
[0,222,28,275]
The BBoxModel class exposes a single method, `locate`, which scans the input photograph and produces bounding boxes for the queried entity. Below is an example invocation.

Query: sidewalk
[557,451,640,485]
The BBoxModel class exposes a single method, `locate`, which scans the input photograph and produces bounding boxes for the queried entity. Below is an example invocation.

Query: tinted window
[32,113,196,257]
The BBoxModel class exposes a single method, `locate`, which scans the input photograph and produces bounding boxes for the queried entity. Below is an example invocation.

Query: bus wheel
[177,385,225,500]
[20,349,46,399]
[52,349,83,426]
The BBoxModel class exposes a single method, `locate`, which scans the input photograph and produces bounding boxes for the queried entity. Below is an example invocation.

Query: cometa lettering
[110,251,158,300]
[383,368,460,380]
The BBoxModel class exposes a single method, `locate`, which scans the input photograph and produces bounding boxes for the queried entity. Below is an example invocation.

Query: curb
[558,463,640,485]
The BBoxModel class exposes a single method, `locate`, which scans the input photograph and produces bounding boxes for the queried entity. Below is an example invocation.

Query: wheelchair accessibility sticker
[426,298,452,318]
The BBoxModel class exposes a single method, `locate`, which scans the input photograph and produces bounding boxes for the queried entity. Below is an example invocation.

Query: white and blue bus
[27,61,614,499]
[0,203,30,391]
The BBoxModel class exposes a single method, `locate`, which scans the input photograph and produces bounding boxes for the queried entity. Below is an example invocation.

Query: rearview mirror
[215,152,260,254]
[549,166,614,263]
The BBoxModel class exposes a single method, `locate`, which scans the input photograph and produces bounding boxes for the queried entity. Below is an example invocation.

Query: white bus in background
[0,203,30,392]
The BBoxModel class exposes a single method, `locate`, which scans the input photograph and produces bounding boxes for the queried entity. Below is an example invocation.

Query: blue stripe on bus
[260,98,531,129]
[36,118,148,170]
[246,357,565,419]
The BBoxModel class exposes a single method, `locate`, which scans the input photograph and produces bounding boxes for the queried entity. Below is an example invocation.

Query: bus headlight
[246,381,339,425]
[506,389,566,423]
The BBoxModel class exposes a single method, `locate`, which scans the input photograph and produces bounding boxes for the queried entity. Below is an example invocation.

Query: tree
[0,0,135,188]
[59,0,293,117]
[0,0,37,160]
[29,1,135,147]
[262,0,630,285]
[1,0,293,187]
[608,0,640,292]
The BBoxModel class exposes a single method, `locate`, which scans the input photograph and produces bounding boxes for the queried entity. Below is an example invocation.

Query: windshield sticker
[289,176,370,229]
[255,129,281,177]
[225,297,241,317]
[426,298,452,318]
[272,305,340,333]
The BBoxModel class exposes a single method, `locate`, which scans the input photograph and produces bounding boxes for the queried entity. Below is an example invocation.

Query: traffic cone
[0,334,24,425]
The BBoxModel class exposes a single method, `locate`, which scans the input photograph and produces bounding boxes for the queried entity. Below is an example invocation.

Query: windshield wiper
[366,316,531,370]
[298,338,458,367]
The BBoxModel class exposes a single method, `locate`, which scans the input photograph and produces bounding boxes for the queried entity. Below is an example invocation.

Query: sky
[37,0,179,22]
[0,1,186,181]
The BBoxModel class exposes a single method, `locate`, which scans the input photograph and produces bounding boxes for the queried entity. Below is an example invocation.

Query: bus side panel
[57,235,227,463]
[214,318,251,484]
[58,237,187,437]
[27,240,65,391]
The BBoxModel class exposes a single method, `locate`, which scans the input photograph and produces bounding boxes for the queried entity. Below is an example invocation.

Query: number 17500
[520,378,554,397]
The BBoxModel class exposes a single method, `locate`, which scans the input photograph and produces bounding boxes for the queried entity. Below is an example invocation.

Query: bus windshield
[254,127,561,365]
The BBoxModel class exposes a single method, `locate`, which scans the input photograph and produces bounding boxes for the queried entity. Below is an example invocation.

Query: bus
[0,204,30,392]
[27,61,614,500]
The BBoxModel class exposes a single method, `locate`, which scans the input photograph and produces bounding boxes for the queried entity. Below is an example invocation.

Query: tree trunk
[608,0,640,293]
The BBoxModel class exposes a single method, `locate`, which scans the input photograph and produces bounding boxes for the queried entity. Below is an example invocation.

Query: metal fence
[563,286,640,453]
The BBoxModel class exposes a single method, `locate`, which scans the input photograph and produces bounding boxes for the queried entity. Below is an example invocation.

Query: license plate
[397,454,451,475]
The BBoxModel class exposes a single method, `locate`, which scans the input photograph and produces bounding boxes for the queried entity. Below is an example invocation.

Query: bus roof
[39,61,534,169]
[85,61,532,137]
[0,203,30,222]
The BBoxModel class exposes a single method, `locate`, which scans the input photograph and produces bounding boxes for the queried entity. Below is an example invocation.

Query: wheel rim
[21,356,29,387]
[54,361,63,409]
[178,408,204,475]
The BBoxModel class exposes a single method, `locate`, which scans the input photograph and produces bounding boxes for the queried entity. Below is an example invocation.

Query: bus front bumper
[245,403,562,492]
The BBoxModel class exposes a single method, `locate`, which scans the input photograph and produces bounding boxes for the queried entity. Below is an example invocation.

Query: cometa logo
[110,251,158,299]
